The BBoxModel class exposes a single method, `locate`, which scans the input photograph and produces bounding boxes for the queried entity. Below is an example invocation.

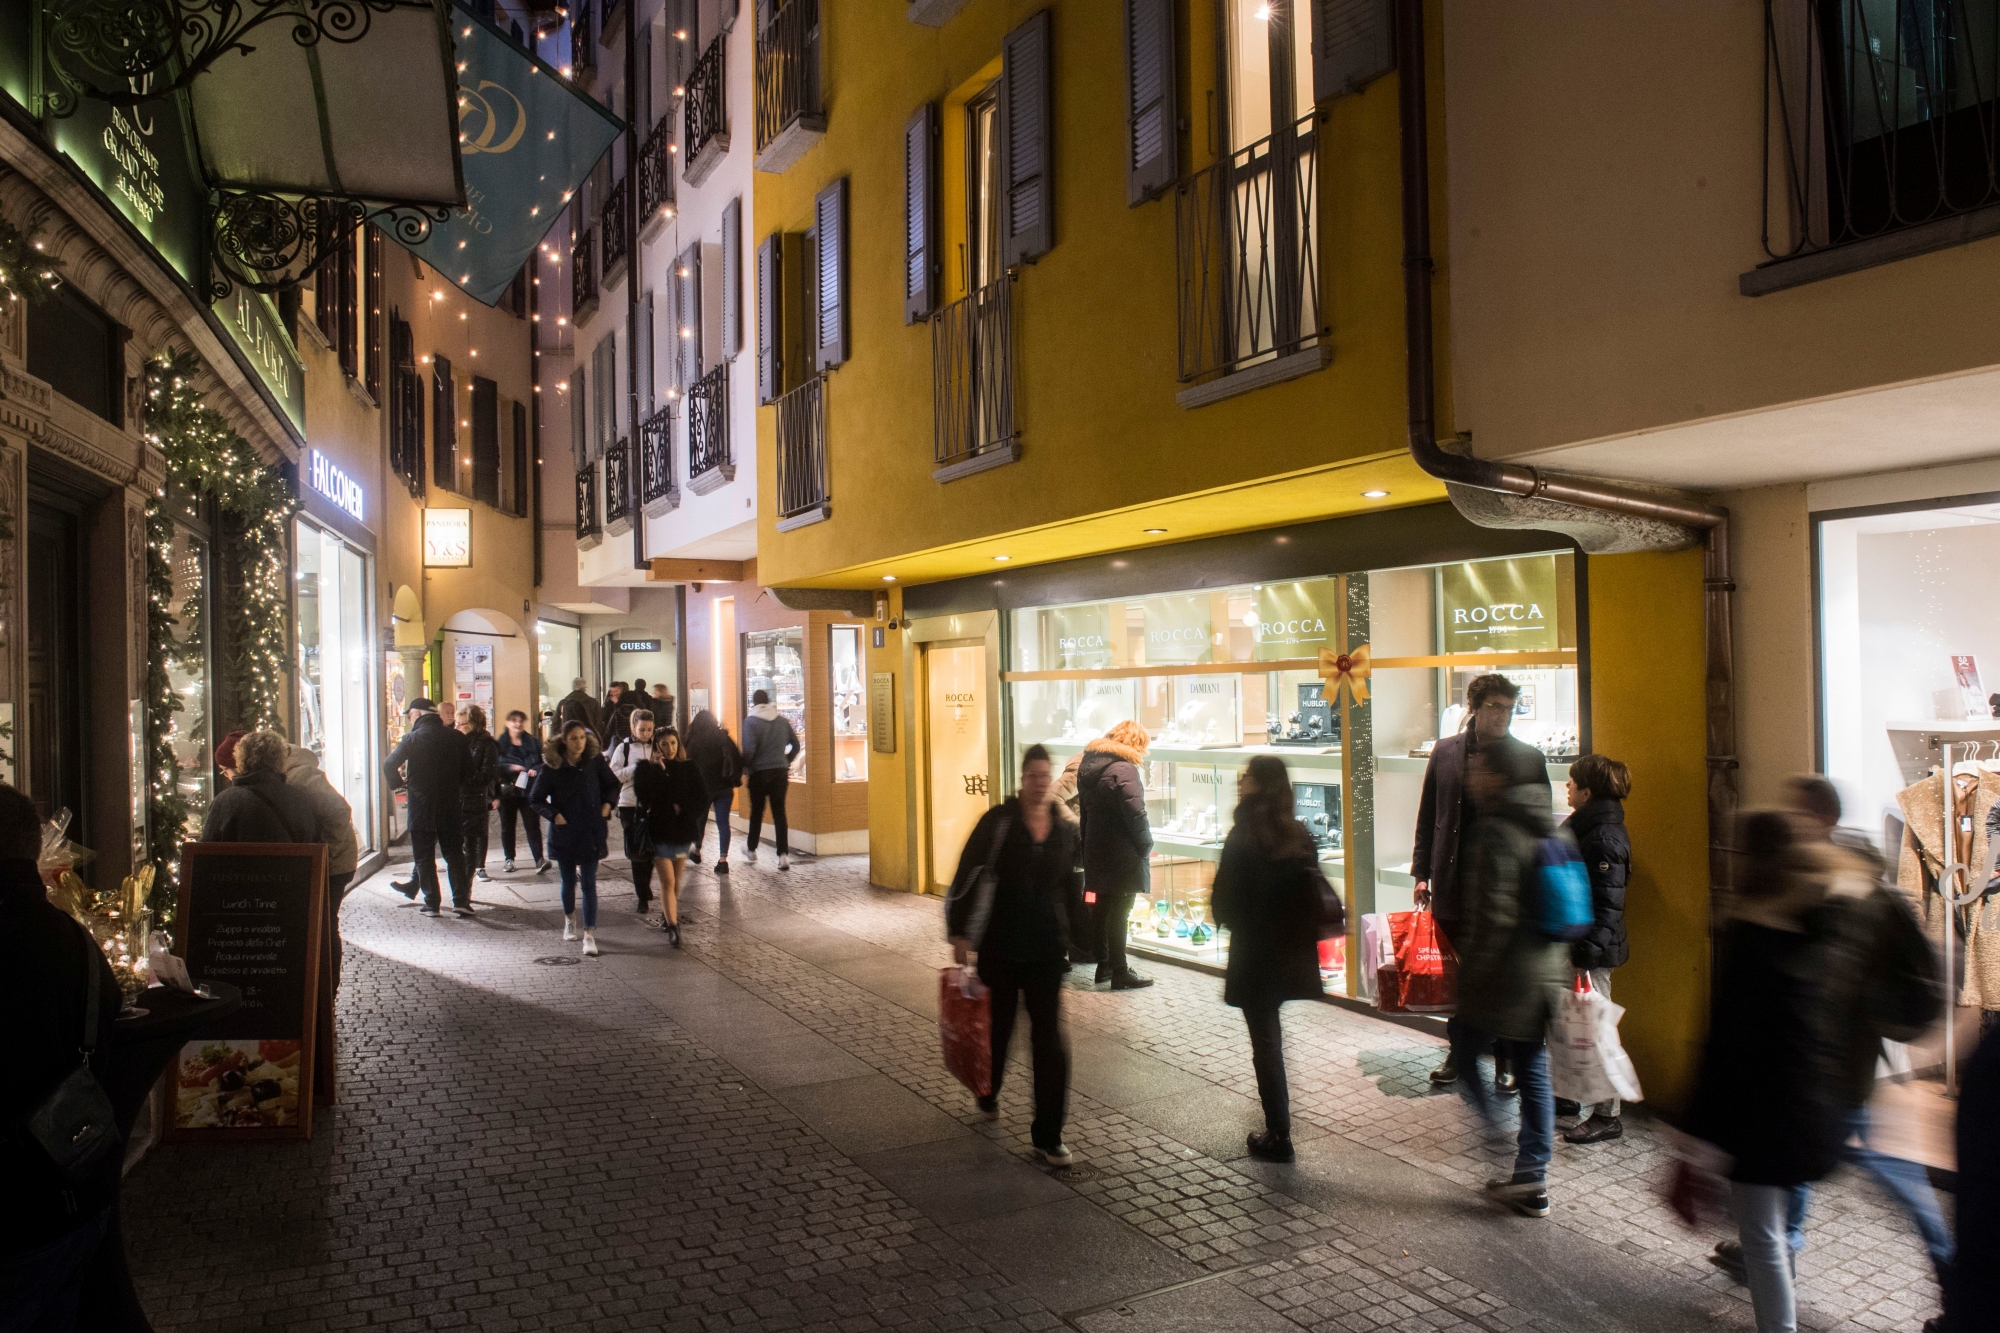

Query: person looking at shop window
[742,690,800,870]
[456,704,501,883]
[606,709,657,914]
[1412,673,1549,1091]
[382,699,474,918]
[1556,753,1632,1143]
[530,720,620,957]
[284,741,359,989]
[947,744,1080,1166]
[636,727,706,945]
[212,729,248,785]
[497,710,548,873]
[683,709,743,874]
[1078,720,1154,990]
[200,730,319,844]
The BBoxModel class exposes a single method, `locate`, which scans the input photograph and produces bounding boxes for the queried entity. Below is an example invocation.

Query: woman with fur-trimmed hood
[1077,720,1154,990]
[528,720,621,956]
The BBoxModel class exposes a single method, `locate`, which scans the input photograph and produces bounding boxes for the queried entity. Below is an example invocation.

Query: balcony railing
[1757,0,2000,273]
[775,374,828,527]
[603,436,632,530]
[569,4,593,76]
[575,465,601,545]
[572,228,597,317]
[638,116,676,226]
[600,178,629,280]
[1174,112,1322,386]
[754,0,824,170]
[687,361,732,490]
[932,275,1016,476]
[640,404,677,512]
[684,33,728,182]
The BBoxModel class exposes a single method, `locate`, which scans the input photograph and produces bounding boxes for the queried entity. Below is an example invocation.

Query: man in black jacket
[558,678,604,740]
[383,699,473,917]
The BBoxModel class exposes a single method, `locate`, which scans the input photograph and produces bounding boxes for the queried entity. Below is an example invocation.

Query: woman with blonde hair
[1078,719,1154,989]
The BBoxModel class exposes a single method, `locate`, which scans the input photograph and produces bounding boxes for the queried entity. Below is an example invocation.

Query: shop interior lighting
[881,575,896,582]
[1143,527,1167,535]
[992,555,1010,562]
[1362,489,1390,498]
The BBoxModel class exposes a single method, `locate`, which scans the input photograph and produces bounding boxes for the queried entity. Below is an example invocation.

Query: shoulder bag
[945,811,1012,953]
[21,923,124,1199]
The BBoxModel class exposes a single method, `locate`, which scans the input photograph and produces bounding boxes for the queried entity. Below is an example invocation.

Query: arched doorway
[438,608,533,729]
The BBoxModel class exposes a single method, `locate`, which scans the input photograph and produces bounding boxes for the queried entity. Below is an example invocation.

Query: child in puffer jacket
[1558,752,1631,1142]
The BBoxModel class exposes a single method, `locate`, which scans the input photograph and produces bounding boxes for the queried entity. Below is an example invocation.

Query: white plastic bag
[1359,912,1392,1001]
[1549,975,1643,1105]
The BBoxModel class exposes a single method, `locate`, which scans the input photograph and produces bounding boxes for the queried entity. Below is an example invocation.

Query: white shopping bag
[1359,912,1393,1001]
[1549,975,1643,1105]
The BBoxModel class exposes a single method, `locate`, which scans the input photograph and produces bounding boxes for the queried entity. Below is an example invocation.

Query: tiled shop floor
[121,845,1945,1332]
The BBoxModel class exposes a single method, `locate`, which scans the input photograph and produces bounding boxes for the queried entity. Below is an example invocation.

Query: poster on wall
[1140,593,1216,666]
[1951,655,1992,720]
[453,641,495,715]
[927,646,989,888]
[168,843,327,1141]
[1439,556,1560,653]
[1253,579,1341,660]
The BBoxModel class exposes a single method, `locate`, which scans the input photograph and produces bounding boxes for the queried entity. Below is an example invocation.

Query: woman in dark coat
[634,728,707,946]
[200,730,319,843]
[456,704,502,882]
[528,721,621,956]
[1210,755,1324,1163]
[682,710,743,872]
[1076,721,1154,990]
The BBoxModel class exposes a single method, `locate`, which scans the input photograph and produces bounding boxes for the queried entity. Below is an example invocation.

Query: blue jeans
[1734,1181,1798,1333]
[696,794,733,858]
[0,1207,111,1333]
[1452,1026,1554,1183]
[556,856,598,928]
[1784,1105,1952,1275]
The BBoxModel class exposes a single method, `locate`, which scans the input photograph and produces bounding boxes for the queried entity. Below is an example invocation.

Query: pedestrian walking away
[683,709,743,873]
[1211,755,1329,1164]
[742,689,799,869]
[602,681,634,744]
[382,698,474,917]
[557,677,604,740]
[284,741,359,989]
[1077,720,1155,990]
[202,730,321,845]
[530,720,621,956]
[457,704,501,882]
[636,727,707,945]
[649,681,677,732]
[1557,752,1632,1142]
[606,709,658,912]
[496,709,548,871]
[946,744,1080,1167]
[1930,1015,1999,1333]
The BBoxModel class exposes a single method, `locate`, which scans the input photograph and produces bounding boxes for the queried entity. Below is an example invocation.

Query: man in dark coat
[1077,724,1154,990]
[200,730,320,843]
[1934,1018,1999,1332]
[1412,673,1549,1086]
[383,698,473,917]
[558,677,604,740]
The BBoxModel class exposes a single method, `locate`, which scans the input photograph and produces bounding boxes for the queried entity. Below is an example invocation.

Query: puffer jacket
[283,745,359,874]
[1565,797,1629,970]
[1077,738,1152,898]
[528,732,621,860]
[1454,781,1570,1043]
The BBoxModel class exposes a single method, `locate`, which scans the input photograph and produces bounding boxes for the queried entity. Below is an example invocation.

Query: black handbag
[1309,863,1347,940]
[21,923,124,1198]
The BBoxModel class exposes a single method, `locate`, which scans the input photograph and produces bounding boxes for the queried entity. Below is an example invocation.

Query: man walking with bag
[383,698,474,917]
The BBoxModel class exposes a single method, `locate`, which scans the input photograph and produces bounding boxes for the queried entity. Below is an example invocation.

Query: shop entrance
[296,519,375,853]
[923,641,990,894]
[25,495,87,831]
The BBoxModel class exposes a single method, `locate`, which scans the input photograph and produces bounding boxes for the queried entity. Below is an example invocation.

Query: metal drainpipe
[1392,0,1738,905]
[626,0,645,573]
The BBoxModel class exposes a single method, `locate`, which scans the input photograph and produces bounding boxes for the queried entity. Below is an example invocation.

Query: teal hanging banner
[397,6,622,305]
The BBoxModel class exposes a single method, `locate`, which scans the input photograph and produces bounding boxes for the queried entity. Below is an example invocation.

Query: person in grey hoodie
[285,743,359,987]
[742,689,800,869]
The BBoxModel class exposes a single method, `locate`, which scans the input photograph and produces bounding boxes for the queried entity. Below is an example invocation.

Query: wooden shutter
[364,225,383,396]
[432,354,455,488]
[904,104,938,322]
[676,242,703,390]
[1123,0,1175,204]
[999,10,1054,266]
[722,196,743,355]
[511,400,529,516]
[756,233,780,403]
[638,289,655,411]
[472,376,500,506]
[571,365,588,469]
[813,176,847,370]
[1312,0,1394,102]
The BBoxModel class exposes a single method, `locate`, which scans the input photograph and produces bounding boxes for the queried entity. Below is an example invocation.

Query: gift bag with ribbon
[938,966,993,1097]
[1381,910,1457,1014]
[1549,973,1643,1106]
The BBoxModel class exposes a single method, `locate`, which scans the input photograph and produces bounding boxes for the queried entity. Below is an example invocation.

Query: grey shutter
[999,10,1054,266]
[722,196,743,355]
[1312,0,1394,102]
[1123,0,1175,204]
[639,290,655,411]
[676,242,703,389]
[756,233,780,403]
[904,104,938,323]
[813,176,848,369]
[572,366,587,469]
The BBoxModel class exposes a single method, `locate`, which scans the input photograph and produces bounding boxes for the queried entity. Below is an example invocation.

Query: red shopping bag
[938,966,993,1097]
[1380,910,1457,1014]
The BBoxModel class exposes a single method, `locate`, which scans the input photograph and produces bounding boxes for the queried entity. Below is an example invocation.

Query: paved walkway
[122,838,1944,1333]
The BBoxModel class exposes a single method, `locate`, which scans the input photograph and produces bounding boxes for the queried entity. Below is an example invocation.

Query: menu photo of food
[174,1039,302,1129]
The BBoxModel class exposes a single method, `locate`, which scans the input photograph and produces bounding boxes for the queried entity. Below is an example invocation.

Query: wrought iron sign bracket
[207,191,447,298]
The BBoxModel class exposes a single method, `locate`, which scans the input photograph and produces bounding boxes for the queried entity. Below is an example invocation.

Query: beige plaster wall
[1715,483,1815,809]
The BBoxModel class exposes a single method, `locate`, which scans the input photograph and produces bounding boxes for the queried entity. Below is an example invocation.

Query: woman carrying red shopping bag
[946,744,1082,1167]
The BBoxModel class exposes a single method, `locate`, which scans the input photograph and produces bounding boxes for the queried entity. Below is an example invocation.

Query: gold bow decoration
[1317,644,1372,705]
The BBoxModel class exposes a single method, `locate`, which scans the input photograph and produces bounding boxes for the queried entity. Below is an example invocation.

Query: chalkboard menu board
[168,843,327,1141]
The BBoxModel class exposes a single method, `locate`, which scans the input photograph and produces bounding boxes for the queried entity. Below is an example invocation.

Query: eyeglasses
[1474,699,1516,713]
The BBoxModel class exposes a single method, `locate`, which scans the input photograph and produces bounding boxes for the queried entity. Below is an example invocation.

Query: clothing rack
[1937,739,1989,1097]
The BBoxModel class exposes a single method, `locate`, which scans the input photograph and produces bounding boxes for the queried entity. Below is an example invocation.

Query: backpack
[1533,830,1595,941]
[1864,884,1943,1041]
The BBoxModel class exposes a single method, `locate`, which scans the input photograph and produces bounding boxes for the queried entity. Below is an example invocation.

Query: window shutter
[511,400,529,516]
[432,354,455,489]
[676,242,703,390]
[902,104,938,323]
[999,10,1054,266]
[572,366,587,469]
[1312,0,1394,102]
[472,376,500,507]
[722,196,743,355]
[756,232,780,403]
[1123,0,1175,205]
[603,330,617,446]
[813,176,847,370]
[638,289,655,411]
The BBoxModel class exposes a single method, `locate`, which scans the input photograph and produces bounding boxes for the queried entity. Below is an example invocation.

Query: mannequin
[1897,765,2000,1010]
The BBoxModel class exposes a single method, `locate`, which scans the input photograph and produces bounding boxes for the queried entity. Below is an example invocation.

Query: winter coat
[945,797,1078,965]
[634,757,709,846]
[1210,823,1324,1009]
[605,734,651,809]
[1945,1019,2000,1330]
[283,745,359,875]
[460,729,500,818]
[1077,739,1152,899]
[1900,768,2000,1008]
[201,768,322,844]
[1564,797,1630,970]
[1453,781,1570,1043]
[649,692,677,732]
[684,710,743,798]
[496,729,542,795]
[742,703,800,773]
[557,688,604,740]
[603,697,637,745]
[527,732,621,860]
[1412,730,1549,931]
[382,712,469,834]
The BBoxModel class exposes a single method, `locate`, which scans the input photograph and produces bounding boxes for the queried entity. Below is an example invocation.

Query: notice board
[168,843,327,1141]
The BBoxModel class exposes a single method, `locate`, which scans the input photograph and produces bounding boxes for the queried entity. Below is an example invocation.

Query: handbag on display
[1380,910,1457,1014]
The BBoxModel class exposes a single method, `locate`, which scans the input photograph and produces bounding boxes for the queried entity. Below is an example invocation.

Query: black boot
[1494,1054,1520,1096]
[1428,1053,1459,1086]
[1094,964,1112,984]
[1246,1130,1294,1163]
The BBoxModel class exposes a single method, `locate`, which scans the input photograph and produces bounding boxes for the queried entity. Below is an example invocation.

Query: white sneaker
[503,859,515,873]
[582,931,600,957]
[778,854,790,871]
[562,914,577,941]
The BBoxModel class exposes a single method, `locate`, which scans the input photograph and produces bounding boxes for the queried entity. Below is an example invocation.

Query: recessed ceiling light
[992,555,1010,562]
[1143,527,1167,535]
[881,575,896,582]
[1362,489,1390,499]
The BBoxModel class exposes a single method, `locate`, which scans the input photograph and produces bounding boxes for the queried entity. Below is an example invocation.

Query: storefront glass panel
[295,519,375,853]
[831,624,867,782]
[162,521,214,830]
[537,620,583,726]
[929,643,990,888]
[743,627,806,781]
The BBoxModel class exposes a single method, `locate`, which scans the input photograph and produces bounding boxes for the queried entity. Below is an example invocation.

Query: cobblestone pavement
[121,836,1945,1333]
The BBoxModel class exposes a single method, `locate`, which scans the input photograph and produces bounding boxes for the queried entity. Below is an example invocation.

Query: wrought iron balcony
[600,177,629,281]
[571,228,597,320]
[754,0,824,173]
[640,403,677,514]
[774,373,829,529]
[575,465,601,546]
[638,116,676,230]
[683,33,729,185]
[1173,112,1323,391]
[603,435,632,532]
[932,275,1016,479]
[687,362,733,492]
[569,5,593,76]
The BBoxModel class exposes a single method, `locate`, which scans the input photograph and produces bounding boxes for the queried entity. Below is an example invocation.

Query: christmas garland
[142,352,297,912]
[0,211,64,306]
